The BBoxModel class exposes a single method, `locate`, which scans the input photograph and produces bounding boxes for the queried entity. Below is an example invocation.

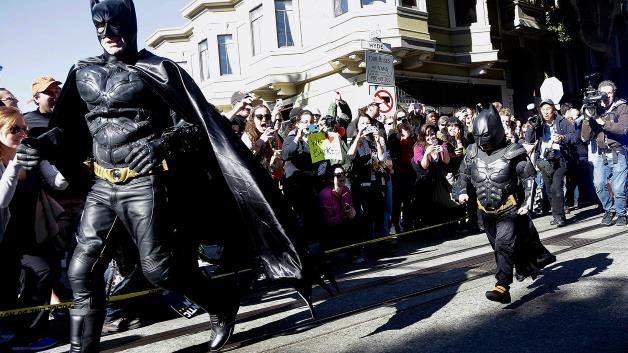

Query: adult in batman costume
[15,0,332,351]
[455,104,556,304]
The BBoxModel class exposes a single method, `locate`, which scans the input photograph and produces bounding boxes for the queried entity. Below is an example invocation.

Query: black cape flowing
[49,50,306,283]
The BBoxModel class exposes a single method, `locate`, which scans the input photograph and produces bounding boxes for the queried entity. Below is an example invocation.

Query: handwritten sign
[308,132,342,163]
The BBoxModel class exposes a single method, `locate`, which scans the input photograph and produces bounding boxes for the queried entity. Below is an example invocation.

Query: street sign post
[361,40,392,53]
[366,51,395,86]
[540,77,564,104]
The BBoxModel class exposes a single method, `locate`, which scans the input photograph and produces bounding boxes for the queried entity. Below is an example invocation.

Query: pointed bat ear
[489,102,499,115]
[90,0,100,9]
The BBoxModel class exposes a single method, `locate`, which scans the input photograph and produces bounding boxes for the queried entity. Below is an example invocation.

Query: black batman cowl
[472,103,506,152]
[90,0,138,63]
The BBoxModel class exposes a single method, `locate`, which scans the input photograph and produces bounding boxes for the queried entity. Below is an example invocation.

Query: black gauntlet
[124,120,202,174]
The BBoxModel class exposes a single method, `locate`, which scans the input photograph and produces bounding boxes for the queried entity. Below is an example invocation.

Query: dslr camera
[322,115,337,130]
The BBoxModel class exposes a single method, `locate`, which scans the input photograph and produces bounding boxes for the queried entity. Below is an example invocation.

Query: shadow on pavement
[380,252,626,353]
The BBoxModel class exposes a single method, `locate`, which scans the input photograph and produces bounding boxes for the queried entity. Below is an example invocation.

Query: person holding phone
[318,165,361,261]
[242,105,283,182]
[282,110,318,237]
[347,113,387,238]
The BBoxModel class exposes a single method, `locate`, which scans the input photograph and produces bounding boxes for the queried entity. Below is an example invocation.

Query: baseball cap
[27,76,61,103]
[289,106,303,120]
[31,76,61,96]
[231,90,252,106]
[539,98,555,108]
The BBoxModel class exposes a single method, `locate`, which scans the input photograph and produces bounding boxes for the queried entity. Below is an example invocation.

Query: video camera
[581,73,607,119]
[526,102,542,129]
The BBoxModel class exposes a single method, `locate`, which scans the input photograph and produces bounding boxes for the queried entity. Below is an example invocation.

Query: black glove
[16,137,44,170]
[125,138,166,174]
[15,127,62,170]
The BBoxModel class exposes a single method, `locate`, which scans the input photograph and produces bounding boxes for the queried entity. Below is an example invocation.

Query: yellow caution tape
[0,214,468,317]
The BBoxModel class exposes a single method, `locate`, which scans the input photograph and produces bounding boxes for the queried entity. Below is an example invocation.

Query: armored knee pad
[141,253,175,289]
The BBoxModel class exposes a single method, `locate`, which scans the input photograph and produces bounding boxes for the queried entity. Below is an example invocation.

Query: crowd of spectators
[0,76,626,351]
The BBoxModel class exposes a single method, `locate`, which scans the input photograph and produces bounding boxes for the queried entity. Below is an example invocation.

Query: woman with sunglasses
[0,107,68,350]
[242,105,284,182]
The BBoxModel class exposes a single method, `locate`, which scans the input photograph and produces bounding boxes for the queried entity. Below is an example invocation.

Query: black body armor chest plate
[76,63,170,168]
[468,147,517,209]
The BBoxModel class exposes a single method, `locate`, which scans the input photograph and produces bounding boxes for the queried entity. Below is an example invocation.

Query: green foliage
[547,22,572,44]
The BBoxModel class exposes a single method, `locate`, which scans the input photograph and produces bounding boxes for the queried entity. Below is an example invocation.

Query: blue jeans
[592,149,627,216]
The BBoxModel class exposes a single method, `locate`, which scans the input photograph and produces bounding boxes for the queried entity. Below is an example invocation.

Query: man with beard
[24,76,62,137]
[16,1,320,352]
[456,104,556,304]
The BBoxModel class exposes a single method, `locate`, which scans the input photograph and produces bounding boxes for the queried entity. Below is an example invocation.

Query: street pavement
[46,205,628,353]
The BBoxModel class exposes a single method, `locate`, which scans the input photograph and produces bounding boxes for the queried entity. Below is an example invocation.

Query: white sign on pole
[361,40,392,53]
[366,51,395,86]
[540,77,564,104]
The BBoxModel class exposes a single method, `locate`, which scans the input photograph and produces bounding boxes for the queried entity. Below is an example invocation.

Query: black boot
[485,285,511,304]
[69,309,105,353]
[208,300,239,352]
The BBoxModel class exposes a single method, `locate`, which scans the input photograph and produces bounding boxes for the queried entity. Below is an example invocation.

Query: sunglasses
[334,172,347,177]
[9,125,28,135]
[1,96,18,102]
[255,114,272,120]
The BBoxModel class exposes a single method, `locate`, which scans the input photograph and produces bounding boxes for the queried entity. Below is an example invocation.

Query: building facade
[146,0,573,115]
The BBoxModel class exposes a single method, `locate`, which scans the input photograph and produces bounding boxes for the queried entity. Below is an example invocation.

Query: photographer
[581,80,628,226]
[525,99,577,227]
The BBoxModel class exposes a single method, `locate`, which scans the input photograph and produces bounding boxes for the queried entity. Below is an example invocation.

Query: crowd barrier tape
[0,214,469,318]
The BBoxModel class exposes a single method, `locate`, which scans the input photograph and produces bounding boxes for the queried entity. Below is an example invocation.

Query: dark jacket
[581,99,628,149]
[526,113,577,159]
[23,109,52,138]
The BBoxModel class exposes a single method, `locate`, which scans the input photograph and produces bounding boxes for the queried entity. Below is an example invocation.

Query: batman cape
[49,50,310,289]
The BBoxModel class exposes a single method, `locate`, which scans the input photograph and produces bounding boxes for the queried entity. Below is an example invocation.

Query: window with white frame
[275,0,294,47]
[400,0,417,7]
[334,0,348,17]
[361,0,386,6]
[198,39,210,80]
[218,34,235,75]
[452,0,477,27]
[250,5,263,56]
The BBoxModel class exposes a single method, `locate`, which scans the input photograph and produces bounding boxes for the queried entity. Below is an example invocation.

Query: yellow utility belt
[93,161,168,184]
[477,195,517,215]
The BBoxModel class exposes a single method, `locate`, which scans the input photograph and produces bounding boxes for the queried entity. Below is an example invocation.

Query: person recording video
[525,99,577,227]
[581,79,628,226]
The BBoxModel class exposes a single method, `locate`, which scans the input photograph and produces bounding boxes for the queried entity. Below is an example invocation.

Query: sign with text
[308,132,342,163]
[366,51,395,86]
[361,40,392,53]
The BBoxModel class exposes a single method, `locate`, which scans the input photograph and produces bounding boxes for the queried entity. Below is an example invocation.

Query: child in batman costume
[15,1,335,351]
[455,104,556,303]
